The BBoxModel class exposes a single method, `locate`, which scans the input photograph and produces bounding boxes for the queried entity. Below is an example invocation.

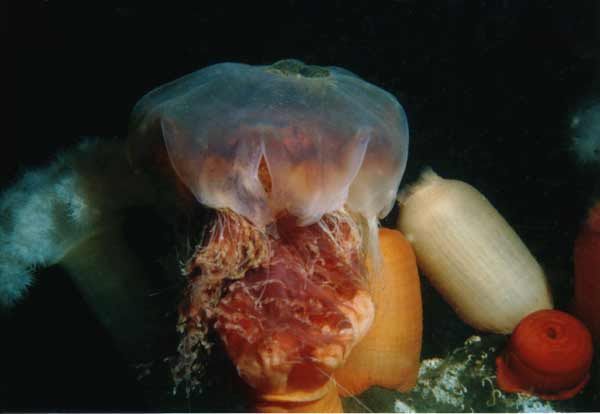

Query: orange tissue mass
[495,309,593,400]
[212,212,374,408]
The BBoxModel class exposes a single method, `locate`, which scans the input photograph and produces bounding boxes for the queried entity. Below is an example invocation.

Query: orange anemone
[334,228,422,396]
[495,309,593,400]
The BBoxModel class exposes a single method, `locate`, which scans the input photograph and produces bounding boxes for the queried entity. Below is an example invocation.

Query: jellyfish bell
[128,59,410,408]
[129,59,408,233]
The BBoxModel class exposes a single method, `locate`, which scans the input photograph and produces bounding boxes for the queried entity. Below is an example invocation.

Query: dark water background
[3,1,600,411]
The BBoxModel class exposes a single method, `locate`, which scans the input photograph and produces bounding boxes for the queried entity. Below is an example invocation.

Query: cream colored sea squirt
[397,169,552,334]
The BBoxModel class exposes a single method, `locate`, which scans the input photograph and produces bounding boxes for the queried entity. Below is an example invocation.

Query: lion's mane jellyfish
[129,60,409,405]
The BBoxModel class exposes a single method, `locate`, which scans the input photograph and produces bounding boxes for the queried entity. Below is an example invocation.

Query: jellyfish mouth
[173,208,375,399]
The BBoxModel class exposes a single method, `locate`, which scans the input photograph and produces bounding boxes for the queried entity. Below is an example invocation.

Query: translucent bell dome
[129,60,409,228]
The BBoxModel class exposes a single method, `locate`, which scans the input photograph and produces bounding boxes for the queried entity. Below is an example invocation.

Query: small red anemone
[495,309,593,400]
